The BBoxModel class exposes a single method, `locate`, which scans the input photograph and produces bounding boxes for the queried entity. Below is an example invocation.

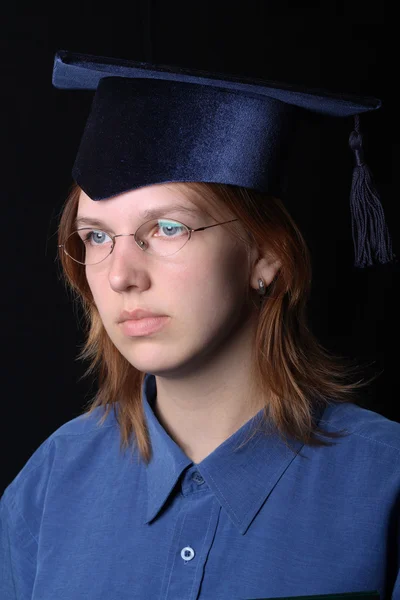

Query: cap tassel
[349,115,396,268]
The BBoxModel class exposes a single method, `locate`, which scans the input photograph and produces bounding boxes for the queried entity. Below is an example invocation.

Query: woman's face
[78,183,262,377]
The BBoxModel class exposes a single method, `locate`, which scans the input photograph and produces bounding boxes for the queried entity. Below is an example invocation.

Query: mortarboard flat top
[52,50,381,201]
[53,50,380,116]
[52,50,394,268]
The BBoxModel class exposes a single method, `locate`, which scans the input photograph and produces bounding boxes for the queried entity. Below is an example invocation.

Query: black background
[1,4,398,495]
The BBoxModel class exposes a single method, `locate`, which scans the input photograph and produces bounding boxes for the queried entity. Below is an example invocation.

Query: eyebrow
[74,204,203,229]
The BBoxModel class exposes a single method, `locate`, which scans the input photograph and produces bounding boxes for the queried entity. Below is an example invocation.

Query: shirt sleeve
[387,490,400,600]
[0,494,38,600]
[0,497,17,599]
[0,437,55,600]
[390,543,400,600]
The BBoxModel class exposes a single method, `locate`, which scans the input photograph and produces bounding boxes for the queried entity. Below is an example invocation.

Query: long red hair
[55,181,377,464]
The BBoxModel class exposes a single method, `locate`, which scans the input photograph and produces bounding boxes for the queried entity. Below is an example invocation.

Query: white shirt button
[180,546,195,561]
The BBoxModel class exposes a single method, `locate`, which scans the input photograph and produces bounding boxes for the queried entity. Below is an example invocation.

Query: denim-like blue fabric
[1,372,399,599]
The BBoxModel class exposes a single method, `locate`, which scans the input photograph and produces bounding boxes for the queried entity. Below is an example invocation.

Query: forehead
[77,182,214,214]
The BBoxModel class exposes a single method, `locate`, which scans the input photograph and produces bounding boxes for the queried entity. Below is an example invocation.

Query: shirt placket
[159,466,221,600]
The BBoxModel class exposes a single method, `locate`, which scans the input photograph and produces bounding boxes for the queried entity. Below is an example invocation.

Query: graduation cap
[52,50,395,269]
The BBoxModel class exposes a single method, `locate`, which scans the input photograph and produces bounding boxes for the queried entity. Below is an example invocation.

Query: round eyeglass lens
[64,219,190,265]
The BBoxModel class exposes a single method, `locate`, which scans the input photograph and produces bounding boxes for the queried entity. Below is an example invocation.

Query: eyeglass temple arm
[191,218,238,232]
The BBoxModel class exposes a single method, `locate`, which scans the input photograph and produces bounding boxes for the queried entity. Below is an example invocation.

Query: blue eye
[84,230,111,245]
[157,220,186,237]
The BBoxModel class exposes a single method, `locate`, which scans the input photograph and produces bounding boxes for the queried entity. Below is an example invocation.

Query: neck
[151,313,265,464]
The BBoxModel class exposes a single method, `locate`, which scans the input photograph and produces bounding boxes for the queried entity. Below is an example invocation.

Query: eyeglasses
[58,217,239,265]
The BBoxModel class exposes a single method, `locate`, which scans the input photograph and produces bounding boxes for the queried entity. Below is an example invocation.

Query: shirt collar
[142,372,326,535]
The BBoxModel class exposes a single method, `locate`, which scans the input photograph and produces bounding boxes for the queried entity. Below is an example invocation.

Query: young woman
[1,51,398,600]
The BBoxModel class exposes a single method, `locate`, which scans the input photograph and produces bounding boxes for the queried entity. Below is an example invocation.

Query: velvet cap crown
[53,50,379,201]
[52,50,395,268]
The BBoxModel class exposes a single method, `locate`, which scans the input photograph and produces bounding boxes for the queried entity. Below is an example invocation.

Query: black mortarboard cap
[52,50,395,268]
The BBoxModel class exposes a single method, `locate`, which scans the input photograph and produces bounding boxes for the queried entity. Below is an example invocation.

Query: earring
[257,278,266,307]
[257,278,266,296]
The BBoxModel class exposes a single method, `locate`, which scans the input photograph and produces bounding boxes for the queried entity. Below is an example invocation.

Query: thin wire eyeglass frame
[58,218,240,265]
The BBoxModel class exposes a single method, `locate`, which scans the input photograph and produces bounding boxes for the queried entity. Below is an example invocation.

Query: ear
[248,243,281,287]
[251,255,282,288]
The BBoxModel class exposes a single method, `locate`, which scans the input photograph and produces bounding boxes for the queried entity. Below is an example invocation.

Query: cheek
[176,249,248,321]
[85,272,110,317]
[84,244,247,322]
[168,262,221,318]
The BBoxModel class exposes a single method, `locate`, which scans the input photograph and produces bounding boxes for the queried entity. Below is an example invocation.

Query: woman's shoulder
[0,403,131,597]
[1,403,122,514]
[320,400,400,456]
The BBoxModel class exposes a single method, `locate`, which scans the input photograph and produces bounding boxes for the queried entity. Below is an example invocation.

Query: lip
[120,316,170,337]
[119,308,166,322]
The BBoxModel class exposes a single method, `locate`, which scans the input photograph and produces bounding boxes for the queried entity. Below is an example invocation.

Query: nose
[107,235,151,291]
[107,234,149,271]
[111,233,145,255]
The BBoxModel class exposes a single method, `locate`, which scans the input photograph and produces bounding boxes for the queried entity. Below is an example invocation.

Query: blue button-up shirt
[1,372,399,599]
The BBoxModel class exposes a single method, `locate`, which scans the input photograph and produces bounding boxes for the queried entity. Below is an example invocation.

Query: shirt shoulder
[320,401,400,456]
[1,404,119,527]
[0,405,121,599]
